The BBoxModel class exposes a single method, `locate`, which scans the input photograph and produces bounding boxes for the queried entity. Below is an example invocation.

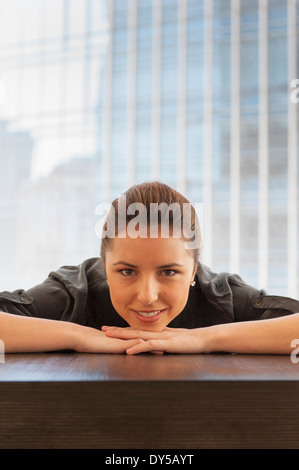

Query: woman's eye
[118,268,177,277]
[120,269,135,276]
[162,269,176,276]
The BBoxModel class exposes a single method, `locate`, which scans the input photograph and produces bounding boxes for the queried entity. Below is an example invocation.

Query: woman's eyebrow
[157,263,184,269]
[113,261,138,268]
[112,261,184,269]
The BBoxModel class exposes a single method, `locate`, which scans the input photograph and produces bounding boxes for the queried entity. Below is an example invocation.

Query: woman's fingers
[119,338,144,353]
[101,326,199,354]
[126,339,168,355]
[103,326,164,341]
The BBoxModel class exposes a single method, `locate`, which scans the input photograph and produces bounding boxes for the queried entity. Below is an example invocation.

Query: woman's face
[105,234,196,331]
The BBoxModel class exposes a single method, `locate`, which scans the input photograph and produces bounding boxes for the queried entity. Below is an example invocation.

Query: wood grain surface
[0,353,298,449]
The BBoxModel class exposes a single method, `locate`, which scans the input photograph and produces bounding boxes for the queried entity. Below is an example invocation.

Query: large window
[0,0,108,289]
[1,0,299,299]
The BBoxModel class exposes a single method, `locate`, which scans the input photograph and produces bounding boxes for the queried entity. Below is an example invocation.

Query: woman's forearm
[103,313,299,355]
[0,311,145,354]
[204,312,299,355]
[0,311,79,352]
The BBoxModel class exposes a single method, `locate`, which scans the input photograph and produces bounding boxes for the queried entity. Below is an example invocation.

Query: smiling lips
[132,309,166,322]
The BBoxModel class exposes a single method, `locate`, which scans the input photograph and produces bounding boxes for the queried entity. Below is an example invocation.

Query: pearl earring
[106,280,109,286]
[190,280,195,287]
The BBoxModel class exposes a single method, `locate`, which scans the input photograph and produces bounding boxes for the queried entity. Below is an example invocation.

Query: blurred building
[15,156,98,287]
[0,0,298,297]
[0,120,33,288]
[0,0,107,290]
[98,0,299,296]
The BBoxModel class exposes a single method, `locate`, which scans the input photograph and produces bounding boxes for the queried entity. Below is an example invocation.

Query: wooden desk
[0,352,298,449]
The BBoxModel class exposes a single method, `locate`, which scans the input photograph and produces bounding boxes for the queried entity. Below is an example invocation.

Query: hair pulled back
[100,181,201,267]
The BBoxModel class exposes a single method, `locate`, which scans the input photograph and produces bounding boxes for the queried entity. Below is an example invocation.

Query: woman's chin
[128,318,169,332]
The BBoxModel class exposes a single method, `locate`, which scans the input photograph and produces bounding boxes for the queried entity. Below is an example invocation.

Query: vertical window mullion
[258,0,269,290]
[127,0,137,188]
[177,0,187,195]
[287,0,298,298]
[230,0,241,274]
[152,0,162,180]
[101,0,114,200]
[202,0,214,267]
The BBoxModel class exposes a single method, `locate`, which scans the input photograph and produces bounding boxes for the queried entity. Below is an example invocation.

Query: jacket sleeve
[0,274,91,328]
[252,295,299,319]
[0,276,74,321]
[196,263,299,323]
[228,275,299,321]
[0,259,98,325]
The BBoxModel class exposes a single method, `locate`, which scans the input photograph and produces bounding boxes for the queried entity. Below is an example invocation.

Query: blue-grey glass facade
[98,0,299,296]
[0,0,298,298]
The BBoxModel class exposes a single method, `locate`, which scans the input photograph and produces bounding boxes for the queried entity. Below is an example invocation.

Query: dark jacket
[0,257,299,329]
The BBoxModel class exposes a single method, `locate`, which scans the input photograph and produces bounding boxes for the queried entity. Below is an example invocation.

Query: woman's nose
[137,278,159,305]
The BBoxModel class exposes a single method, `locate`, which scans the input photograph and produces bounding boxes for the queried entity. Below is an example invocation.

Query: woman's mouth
[132,309,166,322]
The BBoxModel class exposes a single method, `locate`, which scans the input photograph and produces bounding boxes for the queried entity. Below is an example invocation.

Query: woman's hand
[103,312,299,356]
[101,326,207,354]
[73,327,144,354]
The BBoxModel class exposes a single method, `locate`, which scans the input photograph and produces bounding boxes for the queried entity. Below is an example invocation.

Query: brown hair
[100,181,201,267]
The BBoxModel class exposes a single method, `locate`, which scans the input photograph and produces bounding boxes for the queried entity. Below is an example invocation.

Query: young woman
[1,181,299,355]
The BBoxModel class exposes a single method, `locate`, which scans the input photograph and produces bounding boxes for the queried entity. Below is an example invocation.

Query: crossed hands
[101,326,205,355]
